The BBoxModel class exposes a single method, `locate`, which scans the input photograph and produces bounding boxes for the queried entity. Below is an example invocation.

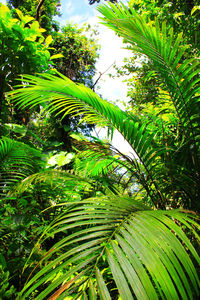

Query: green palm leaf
[9,73,165,206]
[0,137,41,196]
[97,1,200,168]
[18,196,200,299]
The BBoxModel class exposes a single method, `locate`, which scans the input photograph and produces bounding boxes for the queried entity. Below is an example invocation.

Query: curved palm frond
[10,169,100,198]
[9,73,165,206]
[0,137,41,196]
[10,59,165,172]
[10,72,155,170]
[18,196,200,299]
[97,1,200,171]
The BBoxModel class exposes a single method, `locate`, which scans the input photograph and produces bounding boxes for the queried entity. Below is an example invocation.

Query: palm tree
[9,1,200,299]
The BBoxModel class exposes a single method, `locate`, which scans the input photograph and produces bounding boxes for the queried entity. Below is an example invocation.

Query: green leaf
[191,6,200,15]
[0,254,7,269]
[50,53,64,60]
[45,35,53,46]
[106,247,134,300]
[15,8,23,20]
[96,268,111,300]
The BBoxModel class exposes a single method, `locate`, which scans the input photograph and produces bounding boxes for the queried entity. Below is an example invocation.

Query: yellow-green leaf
[191,6,200,15]
[15,8,23,20]
[23,16,34,24]
[39,28,46,33]
[50,54,64,60]
[45,35,53,46]
[0,4,10,15]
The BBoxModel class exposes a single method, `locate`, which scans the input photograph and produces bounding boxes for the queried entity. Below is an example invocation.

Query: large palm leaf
[10,73,165,207]
[97,2,200,135]
[18,197,200,299]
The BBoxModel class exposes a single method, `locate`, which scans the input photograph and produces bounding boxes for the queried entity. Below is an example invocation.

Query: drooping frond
[10,169,99,199]
[0,137,41,196]
[9,73,161,171]
[18,196,200,299]
[97,1,200,169]
[9,73,165,205]
[10,72,122,128]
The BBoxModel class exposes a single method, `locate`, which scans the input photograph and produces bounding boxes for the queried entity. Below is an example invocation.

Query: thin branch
[36,0,45,22]
[92,61,115,91]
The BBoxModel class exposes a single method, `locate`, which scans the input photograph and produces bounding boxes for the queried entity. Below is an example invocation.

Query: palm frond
[8,1,200,206]
[9,73,165,205]
[10,169,99,199]
[0,137,41,196]
[9,72,162,170]
[97,1,200,168]
[18,196,200,299]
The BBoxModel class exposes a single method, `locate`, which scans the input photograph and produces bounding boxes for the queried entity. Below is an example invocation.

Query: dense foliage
[0,4,51,122]
[0,2,98,146]
[51,23,99,87]
[0,0,200,299]
[7,0,61,33]
[117,0,200,117]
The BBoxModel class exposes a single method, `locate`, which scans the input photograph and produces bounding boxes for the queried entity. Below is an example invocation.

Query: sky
[56,0,133,155]
[1,0,134,155]
[56,0,131,103]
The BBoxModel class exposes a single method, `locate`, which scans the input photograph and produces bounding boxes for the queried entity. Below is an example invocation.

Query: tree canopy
[0,0,200,299]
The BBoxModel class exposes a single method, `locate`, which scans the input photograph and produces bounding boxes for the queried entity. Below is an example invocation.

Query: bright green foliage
[0,137,46,293]
[7,0,61,34]
[0,4,52,121]
[0,138,100,294]
[0,2,99,147]
[98,1,200,209]
[129,0,200,51]
[116,54,163,111]
[0,4,50,74]
[11,169,96,198]
[10,71,162,207]
[8,2,200,299]
[117,0,200,145]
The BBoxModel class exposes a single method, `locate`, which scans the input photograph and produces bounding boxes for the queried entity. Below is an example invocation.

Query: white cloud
[63,0,74,15]
[69,13,90,24]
